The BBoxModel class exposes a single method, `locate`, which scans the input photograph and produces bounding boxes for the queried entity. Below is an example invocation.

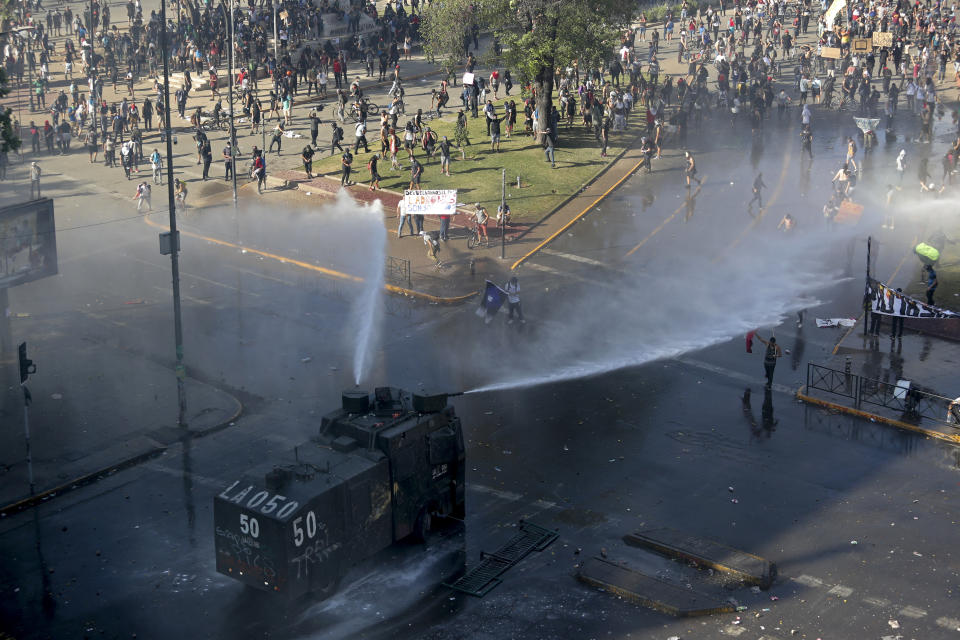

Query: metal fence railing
[806,362,959,427]
[807,362,858,400]
[385,255,411,289]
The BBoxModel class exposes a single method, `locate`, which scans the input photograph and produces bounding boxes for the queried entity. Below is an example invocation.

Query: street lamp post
[227,1,238,207]
[273,1,278,62]
[500,168,506,260]
[159,1,188,426]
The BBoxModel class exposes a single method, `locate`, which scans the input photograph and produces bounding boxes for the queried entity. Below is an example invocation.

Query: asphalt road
[4,1,960,638]
[4,94,960,640]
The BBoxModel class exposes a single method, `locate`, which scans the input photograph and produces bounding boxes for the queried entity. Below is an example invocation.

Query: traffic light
[18,342,36,384]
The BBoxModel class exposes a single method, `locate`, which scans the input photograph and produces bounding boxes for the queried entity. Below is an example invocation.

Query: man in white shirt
[504,276,524,324]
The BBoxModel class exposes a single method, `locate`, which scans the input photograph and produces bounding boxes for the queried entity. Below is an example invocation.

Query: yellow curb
[796,385,960,445]
[510,149,648,271]
[144,215,476,304]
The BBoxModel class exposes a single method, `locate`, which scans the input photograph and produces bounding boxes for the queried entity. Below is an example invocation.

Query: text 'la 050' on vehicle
[213,387,466,598]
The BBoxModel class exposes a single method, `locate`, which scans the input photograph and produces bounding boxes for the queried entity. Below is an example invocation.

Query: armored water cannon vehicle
[214,387,465,598]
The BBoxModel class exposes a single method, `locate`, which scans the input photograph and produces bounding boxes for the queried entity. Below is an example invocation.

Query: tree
[419,0,476,82]
[421,0,634,136]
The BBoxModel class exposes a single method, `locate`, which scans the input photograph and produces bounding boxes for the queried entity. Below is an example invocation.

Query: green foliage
[419,0,475,74]
[639,0,702,23]
[491,0,633,84]
[422,0,635,85]
[0,0,21,26]
[0,68,21,153]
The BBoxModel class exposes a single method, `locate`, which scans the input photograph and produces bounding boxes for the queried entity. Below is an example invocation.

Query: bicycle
[349,100,380,122]
[466,222,489,249]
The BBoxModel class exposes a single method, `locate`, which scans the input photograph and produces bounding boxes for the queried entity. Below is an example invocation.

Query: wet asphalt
[3,85,960,640]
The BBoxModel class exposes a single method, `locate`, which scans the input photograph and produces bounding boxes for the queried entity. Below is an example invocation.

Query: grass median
[310,97,646,221]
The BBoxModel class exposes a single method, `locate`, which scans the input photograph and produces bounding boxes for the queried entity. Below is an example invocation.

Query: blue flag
[477,280,507,319]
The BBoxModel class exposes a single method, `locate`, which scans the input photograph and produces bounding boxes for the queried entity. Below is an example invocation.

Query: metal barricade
[385,255,411,289]
[806,362,957,427]
[806,362,858,400]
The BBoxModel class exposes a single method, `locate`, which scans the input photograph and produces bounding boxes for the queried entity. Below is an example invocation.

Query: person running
[754,334,782,388]
[330,122,344,155]
[683,150,702,187]
[748,172,766,214]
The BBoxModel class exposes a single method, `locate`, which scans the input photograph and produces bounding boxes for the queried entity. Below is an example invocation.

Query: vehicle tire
[467,233,478,250]
[367,101,379,113]
[412,506,433,543]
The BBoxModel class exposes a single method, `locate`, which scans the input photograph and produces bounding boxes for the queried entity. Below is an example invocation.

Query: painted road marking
[936,616,960,631]
[467,484,557,510]
[511,133,654,270]
[152,285,212,305]
[145,215,476,303]
[863,596,891,607]
[793,574,824,588]
[713,147,792,262]
[523,262,619,290]
[899,605,927,618]
[135,257,261,296]
[540,248,608,267]
[227,265,298,286]
[722,624,747,636]
[623,179,706,259]
[674,357,795,395]
[828,584,854,597]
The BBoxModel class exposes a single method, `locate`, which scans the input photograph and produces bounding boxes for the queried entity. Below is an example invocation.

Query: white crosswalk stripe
[523,262,619,290]
[540,248,609,267]
[828,584,854,597]
[792,574,824,588]
[936,617,960,631]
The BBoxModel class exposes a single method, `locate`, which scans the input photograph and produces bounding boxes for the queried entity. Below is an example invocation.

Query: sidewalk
[797,326,960,445]
[0,333,242,516]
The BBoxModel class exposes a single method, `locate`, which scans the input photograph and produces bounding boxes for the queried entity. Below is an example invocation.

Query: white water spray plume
[464,219,872,394]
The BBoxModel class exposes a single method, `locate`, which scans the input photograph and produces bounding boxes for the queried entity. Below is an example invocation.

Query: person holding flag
[477,280,507,324]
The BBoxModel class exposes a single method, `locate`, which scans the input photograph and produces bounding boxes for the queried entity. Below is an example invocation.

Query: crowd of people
[2,0,959,218]
[1,0,424,187]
